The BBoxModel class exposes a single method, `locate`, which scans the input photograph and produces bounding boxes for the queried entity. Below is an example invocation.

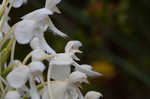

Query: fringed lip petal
[6,65,30,88]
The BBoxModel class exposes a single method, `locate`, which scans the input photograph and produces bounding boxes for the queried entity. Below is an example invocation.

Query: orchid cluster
[0,0,103,99]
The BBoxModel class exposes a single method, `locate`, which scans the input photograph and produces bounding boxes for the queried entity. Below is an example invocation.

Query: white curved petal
[51,6,61,14]
[38,34,56,54]
[6,65,30,88]
[14,20,36,44]
[73,62,102,77]
[4,91,21,99]
[85,91,103,99]
[51,65,71,80]
[22,8,53,20]
[80,64,93,70]
[29,61,45,73]
[12,0,27,8]
[45,0,61,12]
[48,18,68,37]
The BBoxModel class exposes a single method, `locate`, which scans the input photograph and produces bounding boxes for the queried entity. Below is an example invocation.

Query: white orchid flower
[49,40,82,80]
[6,65,30,89]
[75,64,102,77]
[4,91,21,99]
[85,91,103,99]
[10,0,27,8]
[45,0,61,13]
[14,8,67,54]
[42,71,88,99]
[21,8,67,37]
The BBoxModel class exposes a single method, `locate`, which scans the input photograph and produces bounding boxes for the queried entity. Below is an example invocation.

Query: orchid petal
[22,8,53,20]
[14,20,36,44]
[6,65,30,88]
[73,62,103,77]
[12,0,27,8]
[51,6,61,14]
[38,33,56,54]
[45,0,61,12]
[29,61,45,73]
[31,49,48,61]
[48,18,68,38]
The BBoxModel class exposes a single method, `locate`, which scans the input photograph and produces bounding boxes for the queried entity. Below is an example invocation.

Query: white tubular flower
[6,65,30,88]
[4,91,21,99]
[75,64,102,77]
[45,0,61,13]
[85,91,103,99]
[49,40,82,80]
[11,0,27,8]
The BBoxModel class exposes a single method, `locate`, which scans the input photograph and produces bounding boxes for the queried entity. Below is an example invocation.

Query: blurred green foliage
[9,0,150,99]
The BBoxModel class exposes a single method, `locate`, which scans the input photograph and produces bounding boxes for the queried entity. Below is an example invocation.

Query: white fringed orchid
[42,71,88,99]
[6,65,30,89]
[4,91,21,99]
[21,8,67,38]
[85,91,103,99]
[14,8,67,54]
[45,0,61,13]
[75,64,102,77]
[49,40,82,80]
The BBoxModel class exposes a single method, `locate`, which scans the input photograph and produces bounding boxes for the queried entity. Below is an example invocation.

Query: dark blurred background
[8,0,150,99]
